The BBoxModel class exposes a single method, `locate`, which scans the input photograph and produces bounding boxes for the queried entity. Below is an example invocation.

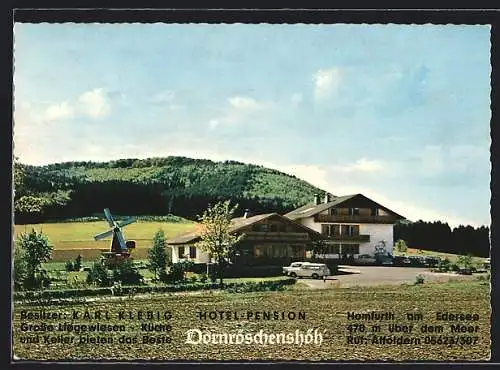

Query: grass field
[14,221,197,262]
[12,280,490,361]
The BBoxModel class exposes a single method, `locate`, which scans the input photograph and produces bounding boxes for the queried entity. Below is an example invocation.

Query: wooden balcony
[315,214,398,224]
[324,234,370,242]
[243,231,310,241]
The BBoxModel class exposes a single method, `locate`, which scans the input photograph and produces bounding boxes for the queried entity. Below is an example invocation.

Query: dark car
[376,254,394,265]
[408,255,426,267]
[423,256,441,267]
[393,256,411,266]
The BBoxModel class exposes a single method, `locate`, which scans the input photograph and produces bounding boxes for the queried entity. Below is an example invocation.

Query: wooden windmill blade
[104,208,116,228]
[94,229,114,241]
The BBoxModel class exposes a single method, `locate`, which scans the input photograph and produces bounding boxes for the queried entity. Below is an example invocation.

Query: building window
[321,224,329,236]
[328,244,340,254]
[272,245,288,258]
[341,244,360,255]
[254,245,264,257]
[189,246,197,259]
[178,246,185,258]
[332,224,340,236]
[342,225,360,236]
[330,208,338,216]
[371,208,379,216]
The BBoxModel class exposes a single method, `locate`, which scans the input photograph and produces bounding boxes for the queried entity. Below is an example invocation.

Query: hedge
[13,278,296,301]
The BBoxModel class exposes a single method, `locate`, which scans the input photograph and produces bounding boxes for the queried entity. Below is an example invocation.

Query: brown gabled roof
[285,194,358,219]
[285,193,405,220]
[166,212,323,245]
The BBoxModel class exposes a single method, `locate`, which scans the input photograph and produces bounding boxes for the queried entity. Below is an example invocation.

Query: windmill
[94,208,136,265]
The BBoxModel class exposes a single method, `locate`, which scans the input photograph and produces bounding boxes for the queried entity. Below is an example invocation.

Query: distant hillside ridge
[13,156,327,224]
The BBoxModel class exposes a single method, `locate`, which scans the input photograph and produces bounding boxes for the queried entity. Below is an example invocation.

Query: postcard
[11,16,492,362]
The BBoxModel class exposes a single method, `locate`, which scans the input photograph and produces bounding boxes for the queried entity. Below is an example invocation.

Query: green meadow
[14,221,197,262]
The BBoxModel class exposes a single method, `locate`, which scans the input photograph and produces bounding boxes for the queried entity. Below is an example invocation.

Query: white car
[283,262,330,279]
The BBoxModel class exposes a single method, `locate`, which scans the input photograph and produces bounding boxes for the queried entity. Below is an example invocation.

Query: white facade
[171,244,210,264]
[295,218,394,258]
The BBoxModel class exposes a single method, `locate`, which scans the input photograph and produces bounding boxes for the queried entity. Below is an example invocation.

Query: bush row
[13,278,296,301]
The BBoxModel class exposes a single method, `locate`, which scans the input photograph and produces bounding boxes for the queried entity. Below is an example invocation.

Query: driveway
[299,266,480,289]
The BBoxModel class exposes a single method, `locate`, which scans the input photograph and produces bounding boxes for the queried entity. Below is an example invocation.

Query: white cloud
[42,102,75,122]
[267,163,480,228]
[344,158,385,173]
[228,96,264,111]
[77,88,111,119]
[313,67,342,100]
[209,95,266,129]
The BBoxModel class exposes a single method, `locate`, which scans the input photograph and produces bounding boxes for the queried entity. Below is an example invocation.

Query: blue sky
[13,23,491,227]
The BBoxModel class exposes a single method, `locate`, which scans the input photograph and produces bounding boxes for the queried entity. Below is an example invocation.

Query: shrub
[158,269,169,283]
[414,274,425,285]
[74,254,82,271]
[395,239,408,253]
[437,258,451,272]
[457,255,473,271]
[199,273,208,283]
[164,260,194,283]
[112,259,143,285]
[450,264,460,272]
[86,260,111,287]
[65,260,74,272]
[189,275,198,284]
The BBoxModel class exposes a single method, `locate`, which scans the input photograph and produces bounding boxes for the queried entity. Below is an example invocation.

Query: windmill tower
[94,208,136,266]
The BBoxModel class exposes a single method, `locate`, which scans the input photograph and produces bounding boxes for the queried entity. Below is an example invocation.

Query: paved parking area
[300,266,479,289]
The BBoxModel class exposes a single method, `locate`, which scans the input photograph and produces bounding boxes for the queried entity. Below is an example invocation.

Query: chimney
[324,193,330,204]
[313,194,320,205]
[243,209,251,219]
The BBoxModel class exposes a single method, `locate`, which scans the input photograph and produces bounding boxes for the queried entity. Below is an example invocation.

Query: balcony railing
[323,234,370,242]
[243,231,310,240]
[315,214,398,224]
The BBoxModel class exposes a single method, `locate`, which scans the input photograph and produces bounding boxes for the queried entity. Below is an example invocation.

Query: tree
[16,228,53,289]
[148,229,167,280]
[395,239,408,253]
[86,259,111,287]
[195,200,244,287]
[13,245,28,291]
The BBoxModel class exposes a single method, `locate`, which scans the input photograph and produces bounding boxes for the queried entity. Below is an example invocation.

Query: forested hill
[14,157,326,224]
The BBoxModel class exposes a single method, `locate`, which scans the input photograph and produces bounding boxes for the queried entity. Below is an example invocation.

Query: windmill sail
[116,230,127,250]
[104,208,115,227]
[118,218,136,228]
[94,229,114,241]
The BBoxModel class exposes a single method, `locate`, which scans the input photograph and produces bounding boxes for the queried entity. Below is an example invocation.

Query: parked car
[423,256,441,267]
[393,256,411,266]
[375,254,394,265]
[283,262,330,279]
[408,255,426,267]
[356,254,377,265]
